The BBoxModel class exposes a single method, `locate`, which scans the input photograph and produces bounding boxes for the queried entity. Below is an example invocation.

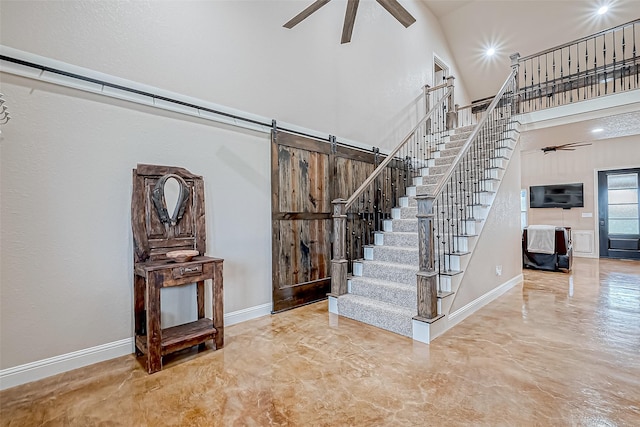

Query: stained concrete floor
[1,258,639,426]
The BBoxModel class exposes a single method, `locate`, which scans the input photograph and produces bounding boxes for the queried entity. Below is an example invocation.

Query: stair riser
[476,192,494,205]
[390,206,418,220]
[337,298,413,337]
[461,220,479,235]
[438,275,452,293]
[378,232,419,247]
[440,254,462,271]
[484,168,503,179]
[384,219,418,233]
[349,279,416,309]
[357,261,417,285]
[435,236,470,252]
[366,246,419,264]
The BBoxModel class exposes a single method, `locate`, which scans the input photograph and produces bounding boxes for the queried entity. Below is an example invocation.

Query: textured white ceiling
[519,110,640,151]
[421,0,640,101]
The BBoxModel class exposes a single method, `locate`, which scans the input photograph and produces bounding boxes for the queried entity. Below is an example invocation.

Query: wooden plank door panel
[271,131,385,312]
[272,132,333,312]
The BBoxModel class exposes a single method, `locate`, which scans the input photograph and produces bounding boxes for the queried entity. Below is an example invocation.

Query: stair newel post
[446,76,457,130]
[510,53,521,115]
[330,199,349,296]
[415,194,439,320]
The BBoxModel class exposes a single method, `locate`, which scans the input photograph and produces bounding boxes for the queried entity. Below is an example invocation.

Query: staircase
[335,123,520,338]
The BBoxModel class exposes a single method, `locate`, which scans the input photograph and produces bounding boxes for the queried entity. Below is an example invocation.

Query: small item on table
[166,249,199,263]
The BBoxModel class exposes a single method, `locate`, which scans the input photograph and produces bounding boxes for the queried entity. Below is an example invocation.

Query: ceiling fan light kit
[283,0,416,44]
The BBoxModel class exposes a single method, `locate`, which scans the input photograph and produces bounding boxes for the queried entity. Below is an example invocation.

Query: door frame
[433,54,450,86]
[594,165,640,258]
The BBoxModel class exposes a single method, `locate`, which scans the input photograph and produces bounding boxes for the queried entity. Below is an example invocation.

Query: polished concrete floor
[1,258,639,426]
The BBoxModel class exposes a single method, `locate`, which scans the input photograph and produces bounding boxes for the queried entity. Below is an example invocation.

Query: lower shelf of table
[135,318,218,356]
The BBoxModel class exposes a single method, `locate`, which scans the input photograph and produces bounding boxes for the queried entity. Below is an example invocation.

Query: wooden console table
[134,256,223,374]
[131,164,224,374]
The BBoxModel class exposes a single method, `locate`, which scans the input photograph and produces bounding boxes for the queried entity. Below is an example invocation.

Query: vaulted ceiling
[421,0,640,101]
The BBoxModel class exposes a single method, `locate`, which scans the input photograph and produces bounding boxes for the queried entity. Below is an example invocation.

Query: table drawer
[152,262,214,287]
[172,264,203,279]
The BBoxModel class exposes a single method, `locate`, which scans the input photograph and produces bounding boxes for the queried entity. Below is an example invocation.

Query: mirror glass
[164,176,181,218]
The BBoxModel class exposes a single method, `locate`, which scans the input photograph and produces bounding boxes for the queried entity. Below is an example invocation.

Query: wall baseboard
[0,302,273,391]
[431,273,523,340]
[224,302,272,326]
[0,338,134,391]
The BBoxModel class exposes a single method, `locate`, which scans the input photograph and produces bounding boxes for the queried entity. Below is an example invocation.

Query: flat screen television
[529,183,584,209]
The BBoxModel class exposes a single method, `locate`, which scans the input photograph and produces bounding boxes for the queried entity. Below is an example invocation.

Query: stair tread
[350,275,416,289]
[357,259,418,271]
[376,230,418,235]
[339,293,415,315]
[371,245,418,252]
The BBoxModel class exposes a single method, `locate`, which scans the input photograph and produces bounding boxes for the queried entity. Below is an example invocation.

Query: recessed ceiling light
[486,47,496,57]
[598,5,608,15]
[592,128,604,133]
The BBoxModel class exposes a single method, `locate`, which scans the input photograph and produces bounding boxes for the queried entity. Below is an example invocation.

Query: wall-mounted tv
[529,183,584,209]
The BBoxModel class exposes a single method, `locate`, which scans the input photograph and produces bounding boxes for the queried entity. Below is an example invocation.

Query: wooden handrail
[344,87,453,210]
[425,81,448,93]
[429,68,517,199]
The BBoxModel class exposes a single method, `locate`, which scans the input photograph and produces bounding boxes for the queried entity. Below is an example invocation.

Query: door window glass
[607,173,639,235]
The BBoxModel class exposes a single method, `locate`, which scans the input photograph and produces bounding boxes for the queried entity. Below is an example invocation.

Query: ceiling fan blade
[341,0,360,44]
[565,142,592,148]
[283,0,332,29]
[375,0,416,28]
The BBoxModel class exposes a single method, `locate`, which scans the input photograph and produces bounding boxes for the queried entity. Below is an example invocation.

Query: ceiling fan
[541,142,592,153]
[283,0,416,44]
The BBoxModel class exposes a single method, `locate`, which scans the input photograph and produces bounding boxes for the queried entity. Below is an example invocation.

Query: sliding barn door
[271,131,333,312]
[271,131,379,312]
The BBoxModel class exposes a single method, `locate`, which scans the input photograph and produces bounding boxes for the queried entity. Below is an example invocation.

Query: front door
[598,168,640,259]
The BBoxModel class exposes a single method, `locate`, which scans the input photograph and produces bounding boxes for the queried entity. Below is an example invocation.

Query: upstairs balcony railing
[515,18,639,113]
[457,19,639,122]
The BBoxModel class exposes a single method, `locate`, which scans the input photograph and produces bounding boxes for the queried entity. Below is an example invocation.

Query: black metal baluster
[632,24,639,89]
[553,51,557,106]
[576,42,581,100]
[586,38,590,99]
[562,47,568,104]
[622,26,628,91]
[544,54,549,108]
[529,58,534,111]
[436,196,442,277]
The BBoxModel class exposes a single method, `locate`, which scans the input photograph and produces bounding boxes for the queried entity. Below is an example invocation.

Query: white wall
[0,0,468,149]
[450,145,523,312]
[0,73,273,369]
[0,1,467,371]
[521,134,640,256]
